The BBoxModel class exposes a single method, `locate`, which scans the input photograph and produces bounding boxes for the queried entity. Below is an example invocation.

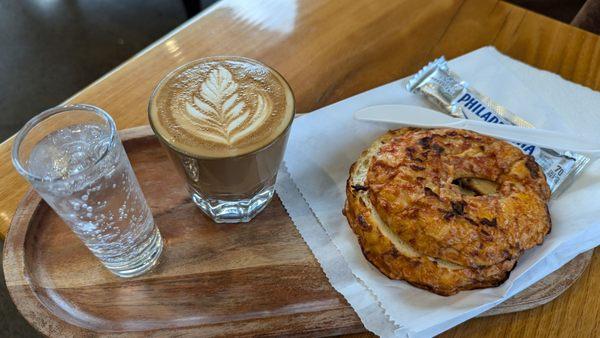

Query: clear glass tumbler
[148,56,294,223]
[12,104,163,277]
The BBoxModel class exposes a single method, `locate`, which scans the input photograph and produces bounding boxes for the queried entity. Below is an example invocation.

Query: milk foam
[149,57,294,158]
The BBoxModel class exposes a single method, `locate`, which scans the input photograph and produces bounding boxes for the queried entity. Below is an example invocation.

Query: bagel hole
[452,177,498,196]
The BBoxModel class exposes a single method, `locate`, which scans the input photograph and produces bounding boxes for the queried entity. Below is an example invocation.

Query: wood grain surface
[4,127,364,336]
[3,127,594,337]
[2,0,599,336]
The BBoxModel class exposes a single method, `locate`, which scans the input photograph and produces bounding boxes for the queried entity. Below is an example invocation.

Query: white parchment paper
[276,47,600,337]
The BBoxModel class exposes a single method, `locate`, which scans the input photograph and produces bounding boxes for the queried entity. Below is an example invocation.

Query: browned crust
[342,128,551,296]
[367,129,551,267]
[344,171,515,296]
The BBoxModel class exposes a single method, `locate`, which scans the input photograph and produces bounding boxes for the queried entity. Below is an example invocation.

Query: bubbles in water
[27,124,108,180]
[27,124,156,269]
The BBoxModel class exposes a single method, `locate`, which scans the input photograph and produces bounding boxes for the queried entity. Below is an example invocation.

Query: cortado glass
[12,104,163,278]
[148,56,294,223]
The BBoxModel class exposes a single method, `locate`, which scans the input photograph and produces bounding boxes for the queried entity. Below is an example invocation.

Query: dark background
[0,0,198,142]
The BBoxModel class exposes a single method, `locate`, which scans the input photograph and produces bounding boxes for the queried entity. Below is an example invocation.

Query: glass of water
[12,104,163,277]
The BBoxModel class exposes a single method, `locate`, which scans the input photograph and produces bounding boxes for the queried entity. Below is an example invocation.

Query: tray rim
[3,126,159,336]
[3,125,593,336]
[4,189,95,336]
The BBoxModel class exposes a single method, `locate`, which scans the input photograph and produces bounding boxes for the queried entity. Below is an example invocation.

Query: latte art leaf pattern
[181,66,270,145]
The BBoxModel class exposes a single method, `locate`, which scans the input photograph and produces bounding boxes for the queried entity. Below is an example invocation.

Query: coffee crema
[149,56,294,158]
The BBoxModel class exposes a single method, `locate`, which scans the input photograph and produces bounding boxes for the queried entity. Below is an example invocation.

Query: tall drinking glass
[12,104,163,277]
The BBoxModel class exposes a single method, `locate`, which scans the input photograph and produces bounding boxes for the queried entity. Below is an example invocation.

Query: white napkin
[276,46,600,337]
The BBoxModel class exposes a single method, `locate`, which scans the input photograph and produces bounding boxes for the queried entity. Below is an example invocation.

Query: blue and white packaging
[407,57,589,196]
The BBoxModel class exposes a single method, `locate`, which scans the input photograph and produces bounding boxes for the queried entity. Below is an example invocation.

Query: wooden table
[1,0,599,336]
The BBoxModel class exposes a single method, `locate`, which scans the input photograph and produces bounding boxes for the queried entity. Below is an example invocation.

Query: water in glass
[25,122,162,277]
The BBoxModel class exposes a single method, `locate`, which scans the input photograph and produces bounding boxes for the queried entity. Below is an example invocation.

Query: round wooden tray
[3,126,592,336]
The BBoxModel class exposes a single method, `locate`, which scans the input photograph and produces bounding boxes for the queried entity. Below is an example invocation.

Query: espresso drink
[149,56,294,222]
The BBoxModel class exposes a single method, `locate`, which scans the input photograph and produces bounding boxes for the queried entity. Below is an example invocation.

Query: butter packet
[406,57,589,196]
